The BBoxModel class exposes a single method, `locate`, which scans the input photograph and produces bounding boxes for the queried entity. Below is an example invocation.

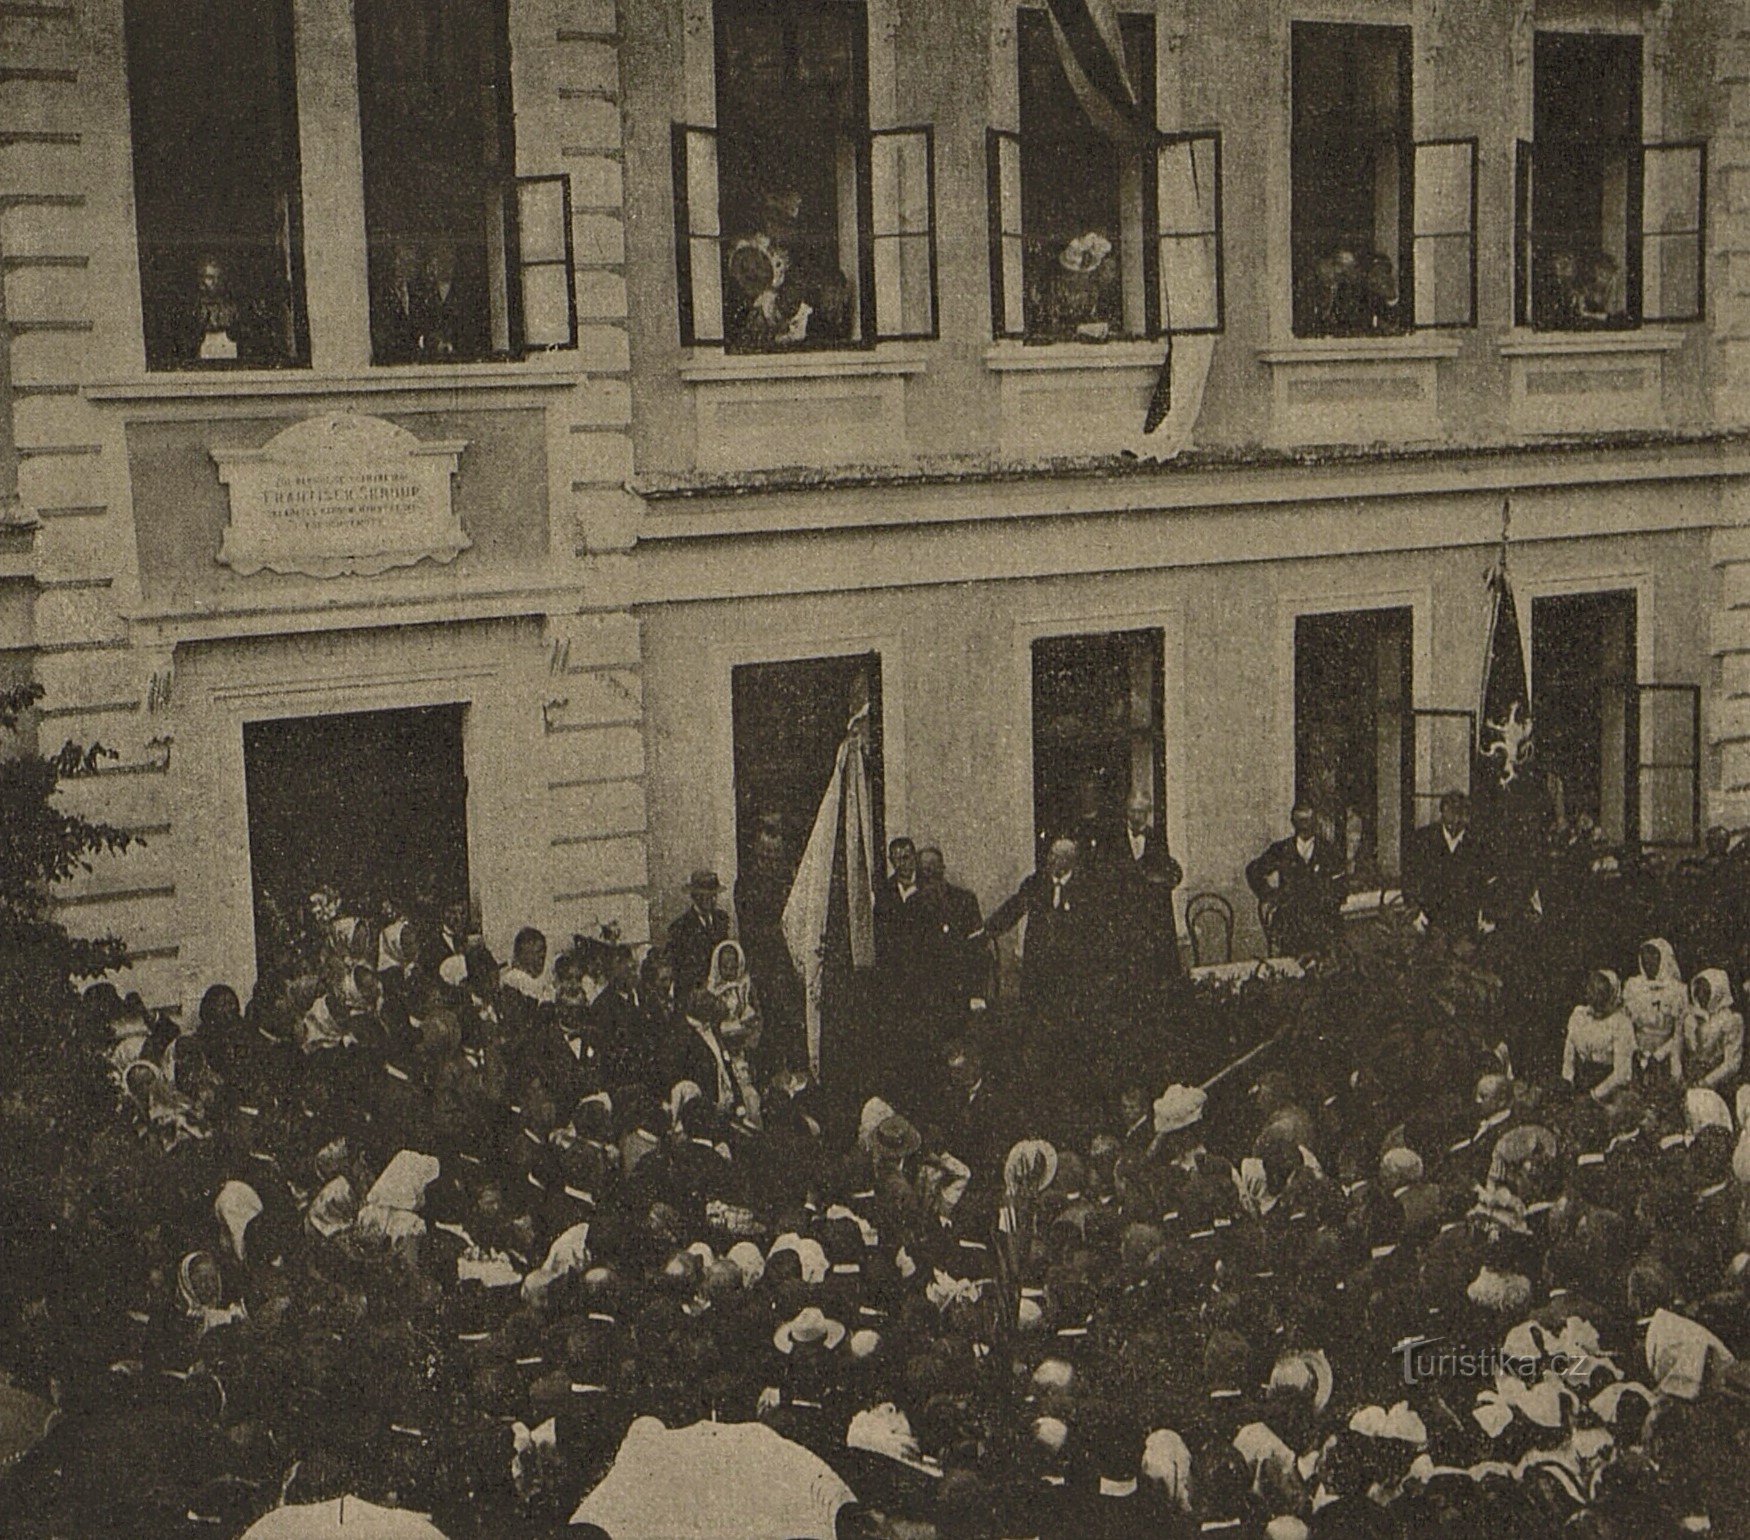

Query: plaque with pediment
[212,412,471,579]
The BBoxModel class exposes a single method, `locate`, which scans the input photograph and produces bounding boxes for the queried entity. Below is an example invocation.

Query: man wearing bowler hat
[668,869,731,1003]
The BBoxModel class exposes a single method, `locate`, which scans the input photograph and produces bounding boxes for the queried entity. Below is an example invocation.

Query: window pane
[1017,10,1155,342]
[690,237,725,341]
[687,130,722,239]
[1642,144,1703,322]
[1637,687,1699,847]
[1161,235,1218,331]
[521,265,572,349]
[1413,143,1470,237]
[1158,136,1216,236]
[1292,22,1412,337]
[1413,237,1471,327]
[124,0,308,369]
[872,132,931,236]
[715,0,866,352]
[1002,234,1027,335]
[518,179,568,263]
[1644,231,1701,321]
[356,0,514,363]
[875,234,934,337]
[999,135,1024,236]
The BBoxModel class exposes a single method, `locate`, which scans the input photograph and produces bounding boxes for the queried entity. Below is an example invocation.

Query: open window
[672,0,938,353]
[124,0,309,370]
[1031,629,1165,859]
[1296,608,1413,884]
[355,0,576,363]
[984,11,1161,343]
[1291,22,1412,338]
[1515,32,1702,330]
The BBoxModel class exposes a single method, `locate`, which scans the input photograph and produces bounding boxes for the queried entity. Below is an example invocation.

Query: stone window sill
[679,349,927,384]
[1498,329,1687,359]
[1258,335,1464,366]
[84,363,583,401]
[984,340,1166,373]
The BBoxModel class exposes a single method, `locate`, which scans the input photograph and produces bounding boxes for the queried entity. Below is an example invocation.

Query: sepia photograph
[1,0,1748,1534]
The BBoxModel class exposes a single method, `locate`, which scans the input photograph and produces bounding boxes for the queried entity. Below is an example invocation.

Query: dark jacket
[1245,835,1345,953]
[1112,830,1186,983]
[666,905,730,1003]
[1406,821,1490,938]
[985,868,1111,1019]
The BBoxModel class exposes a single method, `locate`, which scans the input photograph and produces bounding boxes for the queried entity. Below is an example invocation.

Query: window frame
[1288,18,1416,342]
[1409,136,1478,330]
[122,0,313,372]
[866,125,941,342]
[1514,137,1708,330]
[991,7,1166,346]
[351,0,576,366]
[1156,128,1226,337]
[674,0,939,355]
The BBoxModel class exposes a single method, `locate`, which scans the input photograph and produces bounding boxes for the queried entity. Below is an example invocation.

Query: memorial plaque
[212,412,470,578]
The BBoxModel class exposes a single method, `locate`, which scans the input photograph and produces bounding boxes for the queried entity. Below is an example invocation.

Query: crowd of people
[9,798,1750,1538]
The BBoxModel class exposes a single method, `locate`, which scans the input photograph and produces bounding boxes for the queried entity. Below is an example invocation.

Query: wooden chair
[1185,892,1235,968]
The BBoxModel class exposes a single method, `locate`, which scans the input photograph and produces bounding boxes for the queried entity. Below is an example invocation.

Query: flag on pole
[1475,503,1541,906]
[1042,0,1175,433]
[781,688,877,1081]
[1476,519,1533,796]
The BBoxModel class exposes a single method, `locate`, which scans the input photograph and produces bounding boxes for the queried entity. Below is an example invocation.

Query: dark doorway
[1031,628,1166,861]
[1532,589,1637,844]
[1295,607,1412,883]
[731,653,884,887]
[244,703,469,974]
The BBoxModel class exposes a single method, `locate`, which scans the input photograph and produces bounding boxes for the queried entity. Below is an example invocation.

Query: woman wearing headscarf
[707,940,760,1039]
[1623,939,1686,1083]
[1684,969,1745,1093]
[1562,970,1635,1102]
[706,940,763,1129]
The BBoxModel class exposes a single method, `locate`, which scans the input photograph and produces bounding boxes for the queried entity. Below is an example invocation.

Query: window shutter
[987,128,1025,339]
[672,123,725,346]
[1640,141,1706,324]
[1411,139,1476,328]
[513,175,577,350]
[1632,683,1702,849]
[1156,130,1223,334]
[869,127,938,340]
[1514,139,1534,326]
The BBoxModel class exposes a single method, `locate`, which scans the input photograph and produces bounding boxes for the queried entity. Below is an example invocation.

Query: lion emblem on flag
[1482,701,1534,787]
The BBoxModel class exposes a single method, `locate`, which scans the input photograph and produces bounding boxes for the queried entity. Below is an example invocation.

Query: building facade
[6,0,1750,1010]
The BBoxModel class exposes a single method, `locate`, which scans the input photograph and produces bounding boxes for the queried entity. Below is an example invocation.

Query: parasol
[239,1495,450,1539]
[571,1416,855,1540]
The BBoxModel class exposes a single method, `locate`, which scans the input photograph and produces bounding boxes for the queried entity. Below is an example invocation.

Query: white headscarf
[213,1181,263,1262]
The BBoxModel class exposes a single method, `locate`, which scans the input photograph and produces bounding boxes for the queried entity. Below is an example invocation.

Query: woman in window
[1684,970,1744,1095]
[1561,969,1635,1103]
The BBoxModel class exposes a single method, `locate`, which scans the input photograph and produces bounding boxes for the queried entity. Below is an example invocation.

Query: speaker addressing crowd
[8,784,1750,1537]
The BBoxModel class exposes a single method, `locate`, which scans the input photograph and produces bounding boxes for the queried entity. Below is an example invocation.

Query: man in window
[1245,804,1344,956]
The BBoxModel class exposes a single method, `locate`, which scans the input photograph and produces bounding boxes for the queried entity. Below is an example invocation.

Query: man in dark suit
[914,846,990,1028]
[666,869,730,1003]
[1112,790,1185,988]
[875,837,930,1024]
[1245,802,1345,955]
[979,836,1111,1027]
[1406,790,1489,940]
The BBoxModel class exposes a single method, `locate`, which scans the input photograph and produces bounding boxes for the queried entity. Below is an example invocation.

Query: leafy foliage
[0,682,136,1079]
